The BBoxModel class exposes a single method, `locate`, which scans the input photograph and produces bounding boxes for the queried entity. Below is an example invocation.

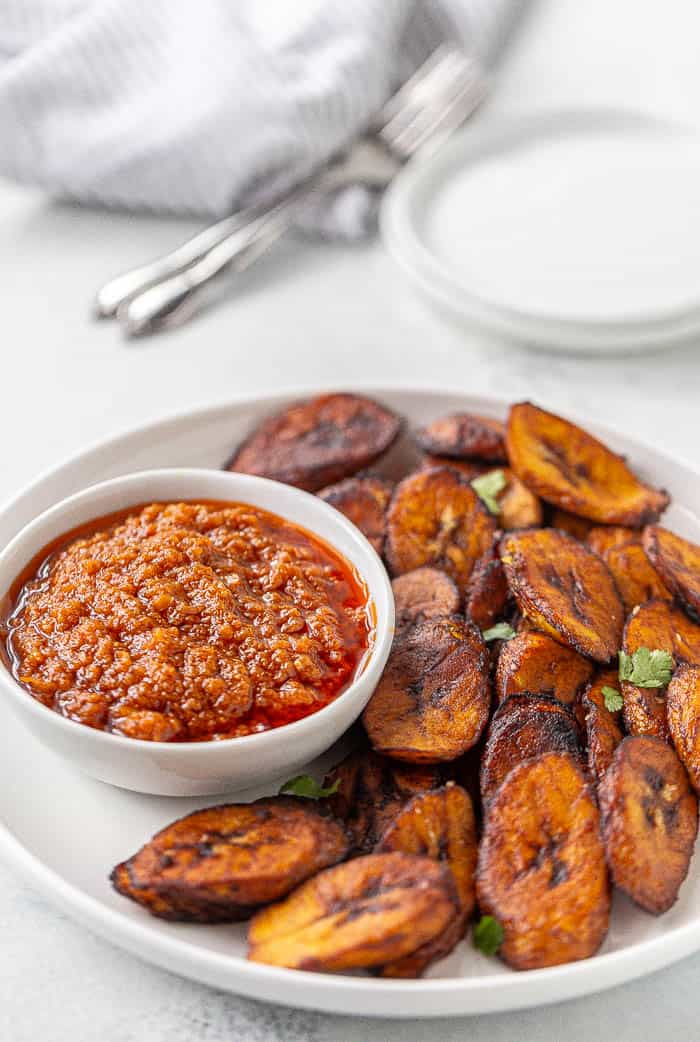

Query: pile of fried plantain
[110,396,700,977]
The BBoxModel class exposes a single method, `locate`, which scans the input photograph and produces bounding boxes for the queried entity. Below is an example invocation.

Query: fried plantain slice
[599,735,698,914]
[581,670,624,781]
[480,694,583,805]
[643,526,700,621]
[495,469,545,531]
[391,567,461,630]
[500,528,624,662]
[323,749,441,853]
[495,630,594,706]
[247,852,458,971]
[376,784,477,909]
[476,752,610,969]
[375,783,477,977]
[420,458,541,532]
[385,467,496,592]
[415,413,507,463]
[506,402,670,525]
[667,665,700,795]
[621,599,700,739]
[363,617,491,763]
[551,510,594,542]
[604,542,671,613]
[464,540,509,630]
[586,526,641,557]
[318,476,393,554]
[227,393,402,491]
[111,798,349,922]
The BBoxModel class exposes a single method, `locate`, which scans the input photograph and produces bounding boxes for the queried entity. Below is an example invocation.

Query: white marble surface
[3,0,700,1038]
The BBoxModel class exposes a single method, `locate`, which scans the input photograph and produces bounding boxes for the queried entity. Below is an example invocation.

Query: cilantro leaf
[473,915,504,956]
[471,470,507,516]
[618,648,673,689]
[278,774,340,799]
[602,686,624,713]
[482,622,516,643]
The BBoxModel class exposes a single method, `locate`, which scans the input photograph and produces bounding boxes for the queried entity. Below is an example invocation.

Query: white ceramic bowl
[0,468,394,796]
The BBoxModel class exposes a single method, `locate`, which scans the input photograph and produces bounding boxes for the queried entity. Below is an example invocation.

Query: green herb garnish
[618,648,673,689]
[602,686,624,713]
[473,915,504,956]
[471,470,507,516]
[278,774,340,800]
[482,622,516,643]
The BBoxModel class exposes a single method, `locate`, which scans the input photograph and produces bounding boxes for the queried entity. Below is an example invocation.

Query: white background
[2,0,700,1038]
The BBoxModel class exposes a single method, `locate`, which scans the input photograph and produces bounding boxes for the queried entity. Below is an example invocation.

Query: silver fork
[99,46,487,337]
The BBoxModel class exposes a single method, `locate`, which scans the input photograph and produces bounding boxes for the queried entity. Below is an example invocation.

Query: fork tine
[393,70,487,159]
[375,45,460,127]
[380,52,487,161]
[378,48,469,140]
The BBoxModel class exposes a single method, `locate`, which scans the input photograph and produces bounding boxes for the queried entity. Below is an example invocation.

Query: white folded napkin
[0,0,523,232]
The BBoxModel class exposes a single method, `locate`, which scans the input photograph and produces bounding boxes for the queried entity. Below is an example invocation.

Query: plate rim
[380,107,700,353]
[2,382,700,1017]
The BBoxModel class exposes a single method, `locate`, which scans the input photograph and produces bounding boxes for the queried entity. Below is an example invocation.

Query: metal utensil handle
[93,211,262,318]
[121,190,309,336]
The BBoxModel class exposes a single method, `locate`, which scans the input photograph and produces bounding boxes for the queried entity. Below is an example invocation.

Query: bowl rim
[0,467,394,754]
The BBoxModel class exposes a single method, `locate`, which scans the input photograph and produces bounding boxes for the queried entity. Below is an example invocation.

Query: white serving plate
[381,110,700,354]
[2,387,700,1018]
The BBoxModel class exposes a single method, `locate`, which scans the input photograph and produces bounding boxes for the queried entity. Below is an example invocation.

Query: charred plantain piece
[495,630,594,706]
[227,393,402,491]
[363,617,491,763]
[476,752,610,969]
[506,402,670,525]
[581,670,624,782]
[318,476,392,554]
[643,526,700,621]
[111,798,349,922]
[464,540,509,630]
[391,567,461,630]
[586,526,641,557]
[323,749,441,854]
[621,599,700,739]
[480,694,583,805]
[500,528,624,662]
[415,413,507,463]
[247,852,458,971]
[599,735,698,914]
[385,467,496,592]
[667,665,700,795]
[604,542,671,613]
[551,510,594,542]
[375,783,477,977]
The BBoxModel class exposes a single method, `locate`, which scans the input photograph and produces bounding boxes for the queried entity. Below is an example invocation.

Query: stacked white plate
[382,110,700,353]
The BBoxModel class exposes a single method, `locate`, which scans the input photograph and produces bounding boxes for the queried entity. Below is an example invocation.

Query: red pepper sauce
[1,501,372,742]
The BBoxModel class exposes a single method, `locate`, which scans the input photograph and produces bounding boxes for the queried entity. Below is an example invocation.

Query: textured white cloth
[0,0,521,220]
